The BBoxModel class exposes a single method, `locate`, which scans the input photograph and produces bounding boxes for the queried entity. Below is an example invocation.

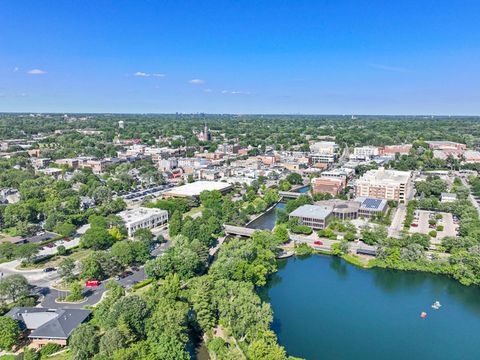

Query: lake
[258,255,480,360]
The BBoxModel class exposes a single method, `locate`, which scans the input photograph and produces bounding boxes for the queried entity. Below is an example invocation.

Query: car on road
[314,240,323,245]
[43,267,56,272]
[411,223,418,227]
[119,271,133,279]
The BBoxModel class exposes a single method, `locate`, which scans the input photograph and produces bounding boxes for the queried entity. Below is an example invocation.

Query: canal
[258,255,480,360]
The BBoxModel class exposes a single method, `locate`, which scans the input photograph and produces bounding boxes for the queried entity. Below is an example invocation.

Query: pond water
[258,255,480,360]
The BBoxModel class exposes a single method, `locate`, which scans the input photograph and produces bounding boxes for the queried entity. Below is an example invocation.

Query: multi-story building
[309,153,336,164]
[379,144,412,156]
[352,146,379,160]
[310,141,338,154]
[217,143,241,154]
[55,158,80,169]
[355,168,412,202]
[118,207,169,237]
[311,177,344,196]
[433,150,480,163]
[289,204,334,230]
[425,141,467,150]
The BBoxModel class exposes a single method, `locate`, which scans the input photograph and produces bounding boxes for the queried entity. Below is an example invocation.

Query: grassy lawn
[17,248,92,270]
[47,350,71,360]
[184,205,204,218]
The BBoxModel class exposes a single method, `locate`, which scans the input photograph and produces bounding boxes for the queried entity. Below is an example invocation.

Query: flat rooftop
[164,181,232,197]
[358,168,411,184]
[118,207,167,223]
[289,204,333,220]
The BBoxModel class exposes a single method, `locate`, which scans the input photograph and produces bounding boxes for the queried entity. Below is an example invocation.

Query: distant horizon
[1,112,479,118]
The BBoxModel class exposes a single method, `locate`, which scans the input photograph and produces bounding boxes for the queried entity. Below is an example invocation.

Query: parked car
[43,267,56,272]
[314,240,323,245]
[119,271,133,279]
[411,223,418,227]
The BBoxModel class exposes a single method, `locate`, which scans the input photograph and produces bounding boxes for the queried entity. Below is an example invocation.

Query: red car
[314,240,323,246]
[411,223,418,227]
[85,280,100,287]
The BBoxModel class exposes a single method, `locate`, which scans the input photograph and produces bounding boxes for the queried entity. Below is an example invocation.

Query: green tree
[168,210,182,238]
[58,257,76,283]
[0,316,20,350]
[69,324,99,360]
[80,227,115,250]
[286,172,303,185]
[14,243,39,263]
[0,274,29,303]
[99,328,126,357]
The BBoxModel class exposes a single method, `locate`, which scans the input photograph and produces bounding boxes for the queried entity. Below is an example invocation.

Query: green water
[259,256,480,360]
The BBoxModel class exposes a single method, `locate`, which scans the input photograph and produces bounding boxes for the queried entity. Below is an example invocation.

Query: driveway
[389,204,406,238]
[38,282,107,309]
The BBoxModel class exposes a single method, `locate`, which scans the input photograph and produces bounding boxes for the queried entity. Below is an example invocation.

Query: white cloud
[27,69,47,75]
[221,90,251,95]
[368,63,410,73]
[189,79,205,84]
[203,89,213,93]
[134,72,165,78]
[13,67,19,73]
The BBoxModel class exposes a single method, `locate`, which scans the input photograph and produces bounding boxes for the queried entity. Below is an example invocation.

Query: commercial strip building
[118,207,169,237]
[379,144,412,156]
[433,149,480,163]
[355,168,412,202]
[425,141,467,150]
[289,198,388,230]
[6,307,91,348]
[163,181,232,198]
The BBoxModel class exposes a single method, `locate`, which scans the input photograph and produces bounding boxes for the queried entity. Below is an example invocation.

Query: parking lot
[409,210,458,243]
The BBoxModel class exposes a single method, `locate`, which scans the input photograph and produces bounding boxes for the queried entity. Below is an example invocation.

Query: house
[6,307,91,348]
[441,193,457,203]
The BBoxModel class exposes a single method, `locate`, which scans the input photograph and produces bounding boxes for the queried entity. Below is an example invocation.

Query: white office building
[118,207,169,237]
[352,146,379,160]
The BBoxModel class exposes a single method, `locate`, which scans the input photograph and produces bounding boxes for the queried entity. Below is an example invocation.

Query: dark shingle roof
[6,307,91,340]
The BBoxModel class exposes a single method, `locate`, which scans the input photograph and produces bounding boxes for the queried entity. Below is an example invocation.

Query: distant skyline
[1,1,480,115]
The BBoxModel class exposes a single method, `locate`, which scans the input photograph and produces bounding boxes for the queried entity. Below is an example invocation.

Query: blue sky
[1,0,480,114]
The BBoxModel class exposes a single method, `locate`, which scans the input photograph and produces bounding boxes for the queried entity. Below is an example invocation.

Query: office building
[118,207,169,237]
[355,168,412,202]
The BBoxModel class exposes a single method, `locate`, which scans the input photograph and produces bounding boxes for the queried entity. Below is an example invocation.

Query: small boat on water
[431,301,442,310]
[421,311,427,319]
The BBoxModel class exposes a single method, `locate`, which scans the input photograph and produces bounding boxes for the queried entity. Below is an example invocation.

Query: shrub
[39,343,61,358]
[437,225,444,231]
[429,230,437,237]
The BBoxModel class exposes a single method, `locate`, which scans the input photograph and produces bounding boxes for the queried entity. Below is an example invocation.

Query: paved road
[460,176,480,215]
[389,204,406,238]
[0,260,61,288]
[39,282,106,309]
